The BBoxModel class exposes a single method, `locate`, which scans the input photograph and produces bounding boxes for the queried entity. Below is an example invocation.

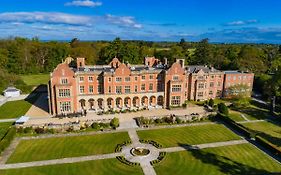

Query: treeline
[1,37,281,101]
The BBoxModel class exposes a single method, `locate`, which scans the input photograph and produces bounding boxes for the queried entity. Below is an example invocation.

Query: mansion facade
[48,56,254,115]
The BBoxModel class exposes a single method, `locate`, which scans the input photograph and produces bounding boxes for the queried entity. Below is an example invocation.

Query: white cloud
[224,19,259,26]
[65,0,102,7]
[0,12,93,26]
[105,14,142,29]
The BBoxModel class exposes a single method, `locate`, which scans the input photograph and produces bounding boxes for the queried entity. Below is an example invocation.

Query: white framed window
[108,86,112,93]
[88,76,93,82]
[116,77,122,82]
[58,89,70,97]
[209,91,213,95]
[125,77,130,82]
[89,86,93,93]
[173,76,179,81]
[198,92,204,97]
[210,82,214,88]
[149,83,153,91]
[116,86,122,94]
[60,101,71,112]
[108,77,112,82]
[79,76,84,82]
[172,85,181,92]
[141,75,146,80]
[79,86,84,94]
[61,78,68,84]
[149,75,153,80]
[198,83,204,89]
[134,85,138,92]
[171,96,181,105]
[141,84,145,91]
[135,77,138,81]
[125,86,131,93]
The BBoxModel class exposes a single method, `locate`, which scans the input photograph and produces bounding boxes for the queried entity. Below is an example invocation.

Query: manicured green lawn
[137,124,241,148]
[154,144,281,175]
[7,132,130,163]
[0,100,33,119]
[1,158,143,175]
[228,110,246,122]
[0,122,13,139]
[21,74,49,86]
[242,121,281,148]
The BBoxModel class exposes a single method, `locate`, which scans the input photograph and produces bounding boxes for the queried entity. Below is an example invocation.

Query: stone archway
[141,96,148,107]
[124,97,131,107]
[79,99,86,110]
[107,98,114,108]
[97,98,104,109]
[116,97,123,108]
[88,99,95,110]
[157,96,164,106]
[149,96,156,106]
[133,97,139,107]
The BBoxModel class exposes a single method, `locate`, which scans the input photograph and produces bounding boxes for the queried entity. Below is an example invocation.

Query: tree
[208,99,214,107]
[218,103,229,115]
[192,38,213,65]
[110,117,119,129]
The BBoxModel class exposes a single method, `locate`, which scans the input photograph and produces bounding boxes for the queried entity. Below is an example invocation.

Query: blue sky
[0,0,281,43]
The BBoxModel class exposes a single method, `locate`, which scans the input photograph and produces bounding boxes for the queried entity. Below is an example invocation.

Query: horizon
[1,0,281,43]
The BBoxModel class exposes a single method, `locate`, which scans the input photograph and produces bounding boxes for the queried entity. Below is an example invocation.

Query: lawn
[137,124,241,148]
[242,121,281,148]
[228,110,246,122]
[0,122,13,139]
[7,132,130,163]
[0,158,143,175]
[0,100,33,119]
[21,74,49,86]
[154,144,281,175]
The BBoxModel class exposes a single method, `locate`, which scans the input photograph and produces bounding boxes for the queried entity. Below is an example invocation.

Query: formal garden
[137,124,241,148]
[153,144,281,175]
[0,158,143,175]
[7,132,130,163]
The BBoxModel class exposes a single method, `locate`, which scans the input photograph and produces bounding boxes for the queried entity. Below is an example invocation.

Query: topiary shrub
[110,117,119,129]
[218,103,229,115]
[208,99,215,107]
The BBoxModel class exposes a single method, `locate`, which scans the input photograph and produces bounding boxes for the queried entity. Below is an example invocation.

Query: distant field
[0,100,33,119]
[21,74,49,86]
[242,121,281,148]
[0,158,143,175]
[154,144,281,175]
[7,132,130,163]
[137,124,241,148]
[0,122,12,139]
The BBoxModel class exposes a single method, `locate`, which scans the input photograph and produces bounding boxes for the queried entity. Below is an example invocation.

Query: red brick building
[48,57,254,115]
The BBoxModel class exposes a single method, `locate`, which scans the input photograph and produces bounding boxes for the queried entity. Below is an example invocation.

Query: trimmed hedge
[216,113,256,138]
[255,136,281,156]
[0,126,16,153]
[139,139,163,148]
[217,113,281,158]
[116,156,140,166]
[150,152,166,166]
[115,140,132,152]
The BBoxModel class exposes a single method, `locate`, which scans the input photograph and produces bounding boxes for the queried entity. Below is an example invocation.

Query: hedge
[115,140,132,152]
[116,156,140,166]
[216,113,256,138]
[139,139,163,148]
[255,136,281,157]
[150,152,166,166]
[0,126,16,153]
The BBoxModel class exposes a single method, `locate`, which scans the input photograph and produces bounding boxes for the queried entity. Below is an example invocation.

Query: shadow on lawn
[24,84,49,113]
[177,143,275,175]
